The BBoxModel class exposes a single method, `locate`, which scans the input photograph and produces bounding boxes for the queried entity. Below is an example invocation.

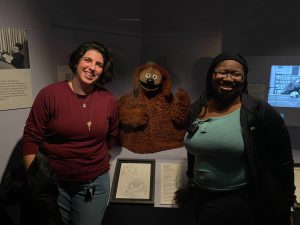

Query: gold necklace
[74,94,94,131]
[81,95,90,108]
[70,80,95,131]
[71,80,92,108]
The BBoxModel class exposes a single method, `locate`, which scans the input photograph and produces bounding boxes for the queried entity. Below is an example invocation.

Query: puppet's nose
[146,78,154,85]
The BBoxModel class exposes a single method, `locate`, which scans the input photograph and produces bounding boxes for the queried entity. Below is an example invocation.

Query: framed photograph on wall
[110,159,155,204]
[294,163,300,208]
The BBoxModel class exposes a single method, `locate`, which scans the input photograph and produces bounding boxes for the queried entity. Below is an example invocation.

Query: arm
[174,99,201,206]
[174,151,195,206]
[261,102,296,207]
[117,94,149,129]
[22,89,49,171]
[23,154,35,171]
[186,151,195,179]
[184,97,202,180]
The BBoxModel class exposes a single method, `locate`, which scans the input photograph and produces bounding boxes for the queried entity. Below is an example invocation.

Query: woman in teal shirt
[175,53,295,225]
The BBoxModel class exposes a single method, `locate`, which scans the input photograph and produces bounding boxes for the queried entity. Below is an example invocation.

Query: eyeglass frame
[213,70,244,81]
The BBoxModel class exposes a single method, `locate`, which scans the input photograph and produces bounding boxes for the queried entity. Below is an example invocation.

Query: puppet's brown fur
[118,63,191,153]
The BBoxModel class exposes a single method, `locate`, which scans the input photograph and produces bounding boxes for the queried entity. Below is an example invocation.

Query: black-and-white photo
[0,27,30,69]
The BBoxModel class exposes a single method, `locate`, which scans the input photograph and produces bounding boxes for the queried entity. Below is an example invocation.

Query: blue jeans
[57,172,110,225]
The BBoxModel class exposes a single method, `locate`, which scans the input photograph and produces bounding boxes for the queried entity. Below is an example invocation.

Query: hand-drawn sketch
[120,164,138,178]
[116,162,151,199]
[122,178,148,198]
[110,159,155,204]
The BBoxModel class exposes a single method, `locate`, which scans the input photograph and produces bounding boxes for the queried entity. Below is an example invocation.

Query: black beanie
[207,52,249,75]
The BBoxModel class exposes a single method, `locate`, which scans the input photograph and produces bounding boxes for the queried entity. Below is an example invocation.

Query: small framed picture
[56,65,73,82]
[294,164,300,209]
[110,159,155,204]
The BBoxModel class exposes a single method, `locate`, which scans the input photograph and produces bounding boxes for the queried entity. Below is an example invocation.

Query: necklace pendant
[87,121,92,131]
[83,103,86,108]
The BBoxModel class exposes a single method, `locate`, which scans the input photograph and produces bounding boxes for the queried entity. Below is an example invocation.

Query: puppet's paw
[120,107,149,128]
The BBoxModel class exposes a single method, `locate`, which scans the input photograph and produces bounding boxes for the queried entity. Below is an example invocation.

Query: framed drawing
[294,164,300,208]
[110,159,155,204]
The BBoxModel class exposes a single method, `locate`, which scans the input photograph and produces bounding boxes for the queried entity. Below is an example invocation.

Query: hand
[174,179,196,207]
[23,154,36,187]
[174,186,190,207]
[118,95,149,128]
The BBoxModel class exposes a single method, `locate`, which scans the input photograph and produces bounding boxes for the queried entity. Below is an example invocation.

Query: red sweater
[22,81,119,182]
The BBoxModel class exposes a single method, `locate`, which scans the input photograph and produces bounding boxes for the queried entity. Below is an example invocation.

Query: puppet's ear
[133,84,141,98]
[133,67,142,98]
[162,72,172,98]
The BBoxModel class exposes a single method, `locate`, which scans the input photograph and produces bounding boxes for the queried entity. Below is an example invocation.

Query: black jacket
[186,94,296,222]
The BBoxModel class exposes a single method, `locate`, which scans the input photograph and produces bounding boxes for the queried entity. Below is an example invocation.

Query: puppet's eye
[152,74,158,79]
[145,73,151,78]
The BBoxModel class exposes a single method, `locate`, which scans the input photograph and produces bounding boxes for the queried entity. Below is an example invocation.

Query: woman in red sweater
[22,41,119,225]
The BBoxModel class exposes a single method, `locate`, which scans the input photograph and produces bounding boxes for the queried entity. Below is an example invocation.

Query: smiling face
[12,46,20,53]
[139,67,163,92]
[211,59,245,100]
[75,49,104,86]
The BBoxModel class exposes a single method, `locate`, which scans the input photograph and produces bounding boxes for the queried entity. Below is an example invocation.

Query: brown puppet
[118,62,191,153]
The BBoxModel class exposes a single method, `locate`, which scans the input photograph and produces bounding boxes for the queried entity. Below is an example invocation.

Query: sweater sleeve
[262,102,296,207]
[22,89,49,155]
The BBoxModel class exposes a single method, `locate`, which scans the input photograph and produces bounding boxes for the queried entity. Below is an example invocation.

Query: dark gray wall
[222,1,300,56]
[51,27,142,98]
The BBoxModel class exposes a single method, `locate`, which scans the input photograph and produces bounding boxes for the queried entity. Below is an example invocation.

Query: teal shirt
[184,108,248,191]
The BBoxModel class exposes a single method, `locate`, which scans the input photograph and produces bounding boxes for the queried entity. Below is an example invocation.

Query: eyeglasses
[214,70,244,80]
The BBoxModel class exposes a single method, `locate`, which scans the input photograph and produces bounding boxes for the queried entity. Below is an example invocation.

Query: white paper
[115,162,151,199]
[160,162,182,205]
[294,167,300,203]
